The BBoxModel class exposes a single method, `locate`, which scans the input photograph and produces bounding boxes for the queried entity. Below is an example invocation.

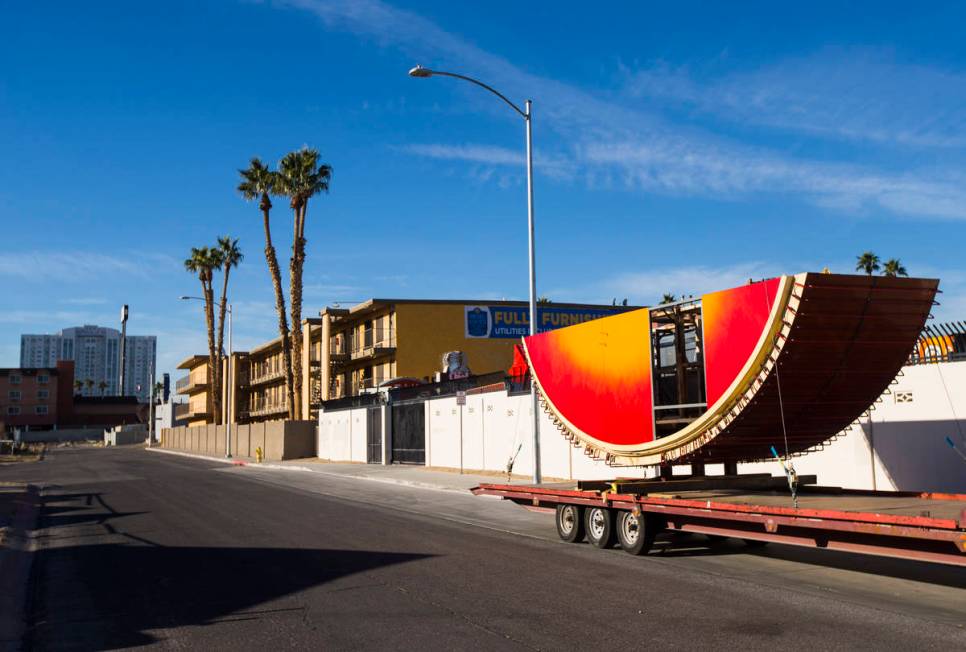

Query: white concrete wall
[318,360,966,490]
[319,406,368,463]
[741,360,966,492]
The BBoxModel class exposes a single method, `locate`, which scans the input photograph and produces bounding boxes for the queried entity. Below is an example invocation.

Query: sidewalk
[147,447,546,494]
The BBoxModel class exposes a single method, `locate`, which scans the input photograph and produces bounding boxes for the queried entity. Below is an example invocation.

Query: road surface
[4,446,965,650]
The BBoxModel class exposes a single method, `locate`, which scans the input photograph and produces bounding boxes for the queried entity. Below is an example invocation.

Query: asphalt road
[4,446,966,650]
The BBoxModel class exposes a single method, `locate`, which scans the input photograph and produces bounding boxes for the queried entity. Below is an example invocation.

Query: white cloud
[284,0,966,221]
[622,50,966,148]
[0,251,181,282]
[547,262,780,306]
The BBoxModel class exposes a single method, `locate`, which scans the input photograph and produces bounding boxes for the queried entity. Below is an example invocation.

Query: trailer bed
[471,481,966,566]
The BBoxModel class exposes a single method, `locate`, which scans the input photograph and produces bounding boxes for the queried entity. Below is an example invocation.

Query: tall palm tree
[277,147,332,418]
[84,378,94,394]
[74,379,83,395]
[185,245,222,423]
[215,235,243,422]
[855,251,880,275]
[882,258,908,277]
[98,380,108,396]
[661,293,676,305]
[238,157,295,418]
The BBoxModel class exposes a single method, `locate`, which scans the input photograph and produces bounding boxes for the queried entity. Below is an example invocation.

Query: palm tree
[882,258,908,277]
[84,379,94,394]
[238,157,296,418]
[98,380,108,396]
[215,235,243,422]
[537,296,552,304]
[661,293,676,305]
[153,381,165,403]
[185,245,222,423]
[855,251,880,275]
[277,147,332,417]
[74,379,83,396]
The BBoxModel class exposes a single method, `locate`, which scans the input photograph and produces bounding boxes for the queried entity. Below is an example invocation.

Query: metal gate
[391,402,425,464]
[366,406,382,464]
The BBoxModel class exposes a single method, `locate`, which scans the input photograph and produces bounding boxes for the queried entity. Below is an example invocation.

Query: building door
[366,406,382,464]
[391,401,425,464]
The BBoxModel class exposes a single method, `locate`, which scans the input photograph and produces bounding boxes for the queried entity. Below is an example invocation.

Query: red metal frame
[471,483,966,566]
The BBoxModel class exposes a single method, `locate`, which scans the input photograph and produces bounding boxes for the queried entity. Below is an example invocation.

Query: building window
[8,390,21,401]
[35,405,48,415]
[37,389,50,399]
[9,374,21,384]
[6,406,20,416]
[38,374,49,384]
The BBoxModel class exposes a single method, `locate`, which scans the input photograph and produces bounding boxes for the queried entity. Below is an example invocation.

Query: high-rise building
[20,325,156,402]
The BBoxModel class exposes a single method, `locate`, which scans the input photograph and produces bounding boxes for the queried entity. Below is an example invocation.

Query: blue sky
[3,1,966,382]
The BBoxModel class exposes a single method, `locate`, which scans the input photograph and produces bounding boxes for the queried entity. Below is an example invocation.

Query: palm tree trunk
[202,274,220,425]
[216,266,230,424]
[289,219,305,420]
[262,198,296,419]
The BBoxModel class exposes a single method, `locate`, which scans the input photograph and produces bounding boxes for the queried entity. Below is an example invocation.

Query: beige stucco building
[177,299,632,424]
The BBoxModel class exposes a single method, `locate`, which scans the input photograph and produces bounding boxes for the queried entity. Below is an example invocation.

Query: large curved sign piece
[523,273,939,466]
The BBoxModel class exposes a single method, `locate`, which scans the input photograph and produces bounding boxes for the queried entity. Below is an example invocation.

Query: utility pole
[118,304,129,396]
[147,356,155,447]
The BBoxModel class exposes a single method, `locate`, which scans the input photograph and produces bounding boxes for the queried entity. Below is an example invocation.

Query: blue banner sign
[464,305,621,339]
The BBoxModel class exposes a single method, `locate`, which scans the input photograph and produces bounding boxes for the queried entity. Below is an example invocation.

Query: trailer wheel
[617,511,663,556]
[555,504,585,543]
[584,507,616,548]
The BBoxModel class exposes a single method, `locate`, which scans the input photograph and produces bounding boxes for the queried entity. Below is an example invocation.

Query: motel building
[176,298,634,426]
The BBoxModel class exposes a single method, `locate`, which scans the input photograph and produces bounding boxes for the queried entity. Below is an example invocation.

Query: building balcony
[247,402,289,418]
[183,407,210,421]
[176,375,208,395]
[349,328,396,361]
[350,376,388,396]
[248,368,286,386]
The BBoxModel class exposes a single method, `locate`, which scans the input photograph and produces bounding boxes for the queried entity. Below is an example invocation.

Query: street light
[409,64,542,483]
[181,296,233,459]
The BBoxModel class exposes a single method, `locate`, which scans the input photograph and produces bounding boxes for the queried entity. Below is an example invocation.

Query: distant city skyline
[20,325,157,403]
[3,1,966,386]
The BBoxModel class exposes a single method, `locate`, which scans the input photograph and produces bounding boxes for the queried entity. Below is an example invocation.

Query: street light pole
[226,303,233,459]
[409,65,542,483]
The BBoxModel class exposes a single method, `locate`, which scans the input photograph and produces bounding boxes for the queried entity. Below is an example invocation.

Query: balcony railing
[247,400,289,418]
[908,321,966,365]
[329,339,349,360]
[176,374,207,394]
[350,327,395,360]
[350,376,388,395]
[249,367,286,386]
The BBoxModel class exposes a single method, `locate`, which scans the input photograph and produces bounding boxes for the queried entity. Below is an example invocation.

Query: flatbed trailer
[471,477,966,567]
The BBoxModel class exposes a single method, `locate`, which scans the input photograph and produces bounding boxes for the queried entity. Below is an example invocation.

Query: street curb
[0,484,41,651]
[145,447,487,496]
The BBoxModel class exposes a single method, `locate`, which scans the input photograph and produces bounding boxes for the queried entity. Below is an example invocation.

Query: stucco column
[301,320,312,420]
[321,314,331,402]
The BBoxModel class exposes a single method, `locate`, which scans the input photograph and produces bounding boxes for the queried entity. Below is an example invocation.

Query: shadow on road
[648,532,966,589]
[27,544,434,649]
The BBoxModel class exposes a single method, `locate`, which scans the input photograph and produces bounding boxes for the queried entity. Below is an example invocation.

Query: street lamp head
[179,296,191,300]
[408,65,433,78]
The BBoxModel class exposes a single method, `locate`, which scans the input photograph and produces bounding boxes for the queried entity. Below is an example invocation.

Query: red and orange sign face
[523,278,784,452]
[523,308,654,447]
[702,278,781,406]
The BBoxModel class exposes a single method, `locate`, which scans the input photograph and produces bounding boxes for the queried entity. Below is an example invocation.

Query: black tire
[616,511,663,556]
[555,504,585,543]
[584,506,616,549]
[743,538,769,548]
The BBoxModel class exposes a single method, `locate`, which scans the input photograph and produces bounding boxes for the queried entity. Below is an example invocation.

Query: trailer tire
[617,511,663,556]
[555,504,585,543]
[585,507,616,549]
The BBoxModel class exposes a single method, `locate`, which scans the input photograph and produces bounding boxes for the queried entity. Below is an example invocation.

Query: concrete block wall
[161,419,316,461]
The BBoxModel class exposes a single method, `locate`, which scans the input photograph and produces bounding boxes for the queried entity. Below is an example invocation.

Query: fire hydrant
[255,446,263,463]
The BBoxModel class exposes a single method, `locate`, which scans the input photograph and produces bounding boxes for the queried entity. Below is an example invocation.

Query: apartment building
[176,299,633,425]
[20,325,157,402]
[0,366,62,431]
